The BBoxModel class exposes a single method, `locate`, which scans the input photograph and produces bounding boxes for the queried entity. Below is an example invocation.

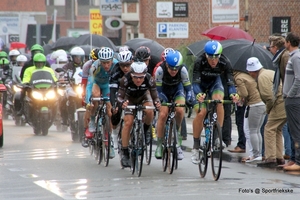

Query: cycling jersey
[109,62,125,106]
[192,53,236,96]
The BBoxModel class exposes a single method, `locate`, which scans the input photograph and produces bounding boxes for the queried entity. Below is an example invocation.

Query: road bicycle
[89,97,111,167]
[126,104,155,177]
[198,99,234,181]
[161,102,185,174]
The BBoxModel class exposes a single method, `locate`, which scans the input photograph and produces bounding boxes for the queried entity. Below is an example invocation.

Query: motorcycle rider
[85,47,116,158]
[59,46,85,128]
[20,44,51,81]
[8,49,21,67]
[16,55,28,68]
[109,49,133,150]
[0,51,8,60]
[0,58,11,83]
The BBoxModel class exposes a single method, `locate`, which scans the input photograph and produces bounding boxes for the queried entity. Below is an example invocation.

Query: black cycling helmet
[134,46,151,61]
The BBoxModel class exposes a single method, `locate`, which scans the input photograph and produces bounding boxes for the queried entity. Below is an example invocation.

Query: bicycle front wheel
[198,141,209,178]
[167,119,177,174]
[211,122,222,181]
[135,124,144,177]
[102,115,111,167]
[144,125,153,165]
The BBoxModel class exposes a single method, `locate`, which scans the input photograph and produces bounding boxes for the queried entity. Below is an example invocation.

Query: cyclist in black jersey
[117,62,161,168]
[154,50,194,160]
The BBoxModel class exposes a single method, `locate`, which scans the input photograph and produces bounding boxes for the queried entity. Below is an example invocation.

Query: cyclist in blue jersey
[85,47,117,157]
[154,50,194,160]
[191,41,239,164]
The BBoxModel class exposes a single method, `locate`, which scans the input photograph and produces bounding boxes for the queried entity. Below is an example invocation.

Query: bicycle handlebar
[91,97,110,101]
[161,103,186,107]
[201,100,234,104]
[126,105,156,110]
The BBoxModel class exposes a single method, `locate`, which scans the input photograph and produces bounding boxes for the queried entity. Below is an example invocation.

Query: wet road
[1,119,300,200]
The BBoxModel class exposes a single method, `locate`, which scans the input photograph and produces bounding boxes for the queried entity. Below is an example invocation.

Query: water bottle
[205,128,210,143]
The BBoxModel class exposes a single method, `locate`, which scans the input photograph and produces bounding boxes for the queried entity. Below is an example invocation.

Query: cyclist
[20,44,51,81]
[85,47,117,157]
[118,61,161,168]
[191,40,239,164]
[8,49,20,66]
[134,46,154,75]
[109,49,133,149]
[154,50,194,160]
[152,48,174,77]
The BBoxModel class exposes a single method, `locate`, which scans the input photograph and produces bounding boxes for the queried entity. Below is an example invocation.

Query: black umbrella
[220,39,274,73]
[51,36,76,51]
[73,34,116,51]
[186,39,210,57]
[43,44,53,55]
[124,38,165,60]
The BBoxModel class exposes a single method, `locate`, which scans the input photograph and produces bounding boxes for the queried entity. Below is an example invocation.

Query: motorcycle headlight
[13,85,22,92]
[57,88,65,96]
[32,91,43,100]
[75,86,83,96]
[45,90,56,99]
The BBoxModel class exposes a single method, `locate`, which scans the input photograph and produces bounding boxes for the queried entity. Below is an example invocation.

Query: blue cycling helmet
[204,41,223,55]
[165,50,183,70]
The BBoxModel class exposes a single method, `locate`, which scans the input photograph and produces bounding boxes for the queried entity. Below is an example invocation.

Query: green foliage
[177,45,196,80]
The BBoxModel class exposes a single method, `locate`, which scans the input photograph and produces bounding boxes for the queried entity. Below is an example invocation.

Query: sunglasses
[120,63,131,68]
[131,74,146,79]
[168,66,178,71]
[206,53,220,59]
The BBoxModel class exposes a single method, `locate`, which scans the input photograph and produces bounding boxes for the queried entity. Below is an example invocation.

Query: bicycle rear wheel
[211,122,222,181]
[102,115,111,167]
[167,119,177,174]
[144,125,153,165]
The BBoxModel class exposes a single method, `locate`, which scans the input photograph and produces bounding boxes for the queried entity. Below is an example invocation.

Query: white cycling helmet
[16,54,28,62]
[130,61,147,74]
[9,49,21,56]
[117,50,132,63]
[98,47,114,61]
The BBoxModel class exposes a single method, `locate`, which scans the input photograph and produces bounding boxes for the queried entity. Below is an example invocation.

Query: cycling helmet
[89,48,100,61]
[9,49,20,56]
[161,48,174,61]
[0,51,8,59]
[130,61,148,74]
[30,44,44,54]
[135,46,151,61]
[204,40,222,55]
[118,45,129,52]
[117,50,132,63]
[70,46,85,56]
[165,50,183,70]
[98,47,114,61]
[16,55,28,62]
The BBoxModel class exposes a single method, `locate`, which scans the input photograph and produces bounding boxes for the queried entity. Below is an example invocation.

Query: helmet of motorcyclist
[0,51,8,59]
[89,48,100,61]
[134,46,151,61]
[0,58,10,71]
[117,50,132,63]
[98,47,114,61]
[33,53,46,69]
[165,50,183,70]
[161,48,174,61]
[70,46,85,64]
[9,49,20,57]
[130,61,148,74]
[50,49,68,64]
[16,55,28,67]
[204,40,222,59]
[30,44,44,56]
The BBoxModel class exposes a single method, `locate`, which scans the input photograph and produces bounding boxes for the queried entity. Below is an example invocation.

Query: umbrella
[43,44,53,55]
[51,36,76,51]
[220,39,274,73]
[186,39,210,57]
[202,26,254,41]
[73,34,116,51]
[10,42,26,49]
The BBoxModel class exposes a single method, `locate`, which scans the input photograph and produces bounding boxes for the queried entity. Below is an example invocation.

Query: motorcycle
[19,70,58,136]
[0,83,6,147]
[56,67,85,142]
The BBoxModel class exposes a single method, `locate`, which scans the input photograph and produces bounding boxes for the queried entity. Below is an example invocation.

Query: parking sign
[157,22,188,38]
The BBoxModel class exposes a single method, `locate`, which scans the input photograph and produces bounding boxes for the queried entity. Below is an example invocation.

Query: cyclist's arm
[117,76,126,104]
[148,74,160,103]
[154,66,163,94]
[181,66,192,91]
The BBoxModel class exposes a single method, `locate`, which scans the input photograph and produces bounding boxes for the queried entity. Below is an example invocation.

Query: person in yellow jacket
[22,53,57,83]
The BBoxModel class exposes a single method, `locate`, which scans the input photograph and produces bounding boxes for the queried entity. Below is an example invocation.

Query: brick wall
[0,0,46,11]
[138,0,300,49]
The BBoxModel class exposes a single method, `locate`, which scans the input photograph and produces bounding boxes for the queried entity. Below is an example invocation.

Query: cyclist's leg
[210,76,225,128]
[121,100,134,167]
[174,90,185,160]
[88,83,101,132]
